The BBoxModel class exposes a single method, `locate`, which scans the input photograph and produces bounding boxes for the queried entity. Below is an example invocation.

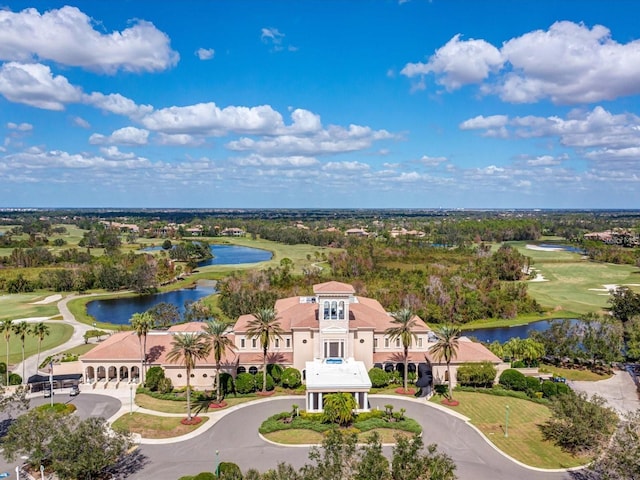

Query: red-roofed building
[80,281,507,394]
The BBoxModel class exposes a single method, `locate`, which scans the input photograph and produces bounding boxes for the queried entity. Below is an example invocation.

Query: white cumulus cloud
[196,48,215,60]
[0,5,179,74]
[89,127,149,146]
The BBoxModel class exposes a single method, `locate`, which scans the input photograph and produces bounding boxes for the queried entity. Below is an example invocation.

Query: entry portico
[305,357,372,412]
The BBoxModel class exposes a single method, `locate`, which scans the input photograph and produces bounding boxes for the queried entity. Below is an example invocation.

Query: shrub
[368,367,389,388]
[218,462,242,479]
[499,369,527,391]
[542,380,558,398]
[145,366,165,391]
[280,367,301,389]
[556,382,570,395]
[157,377,173,394]
[255,372,275,391]
[8,373,21,385]
[511,360,526,368]
[267,364,283,384]
[456,361,497,388]
[193,473,216,480]
[525,376,541,396]
[235,372,256,394]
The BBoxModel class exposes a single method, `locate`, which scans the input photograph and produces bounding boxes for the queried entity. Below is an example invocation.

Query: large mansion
[80,281,505,409]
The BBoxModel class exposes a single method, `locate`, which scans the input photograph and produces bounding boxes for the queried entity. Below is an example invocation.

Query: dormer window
[323,301,330,320]
[338,301,345,319]
[331,301,337,319]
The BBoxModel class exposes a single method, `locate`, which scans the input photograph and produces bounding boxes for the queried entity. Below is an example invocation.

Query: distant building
[221,227,245,237]
[345,228,369,237]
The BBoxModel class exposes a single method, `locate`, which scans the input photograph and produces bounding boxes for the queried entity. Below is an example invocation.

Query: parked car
[70,385,80,396]
[43,388,53,398]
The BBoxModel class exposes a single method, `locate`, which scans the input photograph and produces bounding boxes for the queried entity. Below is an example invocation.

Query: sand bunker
[526,244,563,252]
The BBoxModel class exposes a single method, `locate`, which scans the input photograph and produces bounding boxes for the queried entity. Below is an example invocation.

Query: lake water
[140,244,273,266]
[89,244,272,325]
[464,319,578,344]
[86,286,216,325]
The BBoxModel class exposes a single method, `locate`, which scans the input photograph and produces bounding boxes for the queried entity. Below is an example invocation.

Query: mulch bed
[181,416,203,425]
[256,390,275,397]
[441,398,460,407]
[209,401,228,409]
[395,387,416,395]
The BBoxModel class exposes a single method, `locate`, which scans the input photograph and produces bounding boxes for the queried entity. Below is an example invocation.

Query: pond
[464,318,579,344]
[140,244,273,266]
[86,285,216,326]
[89,244,272,325]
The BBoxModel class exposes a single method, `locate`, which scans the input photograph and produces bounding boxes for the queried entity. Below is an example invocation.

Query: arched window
[338,301,345,319]
[323,301,330,320]
[249,366,258,375]
[237,366,246,375]
[331,301,337,319]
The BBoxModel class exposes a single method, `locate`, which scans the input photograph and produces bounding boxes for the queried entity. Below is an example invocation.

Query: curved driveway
[133,397,577,480]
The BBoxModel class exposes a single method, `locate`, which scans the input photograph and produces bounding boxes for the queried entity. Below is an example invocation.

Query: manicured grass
[505,241,640,316]
[112,412,208,439]
[0,293,60,321]
[264,428,325,444]
[539,364,611,382]
[135,390,303,414]
[60,343,97,356]
[0,322,74,365]
[433,391,590,469]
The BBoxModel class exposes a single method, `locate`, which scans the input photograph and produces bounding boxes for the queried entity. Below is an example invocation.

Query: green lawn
[506,241,640,316]
[538,364,611,382]
[0,293,61,321]
[112,412,208,439]
[0,322,74,365]
[433,391,590,469]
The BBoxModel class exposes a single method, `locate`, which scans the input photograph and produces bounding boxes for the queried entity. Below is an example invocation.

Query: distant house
[345,228,369,237]
[584,229,639,246]
[221,227,245,237]
[185,225,203,236]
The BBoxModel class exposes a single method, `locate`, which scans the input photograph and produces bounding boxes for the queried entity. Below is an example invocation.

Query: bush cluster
[497,369,570,400]
[456,361,497,388]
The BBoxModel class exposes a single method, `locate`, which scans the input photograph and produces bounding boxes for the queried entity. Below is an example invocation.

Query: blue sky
[1,1,640,209]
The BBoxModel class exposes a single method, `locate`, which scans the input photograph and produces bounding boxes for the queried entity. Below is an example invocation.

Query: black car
[70,385,80,396]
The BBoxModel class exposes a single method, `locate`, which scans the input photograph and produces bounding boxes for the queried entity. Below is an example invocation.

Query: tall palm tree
[31,322,50,375]
[166,332,211,421]
[430,325,461,400]
[12,321,30,384]
[0,319,13,385]
[130,312,154,383]
[385,308,418,393]
[246,307,283,393]
[203,320,236,403]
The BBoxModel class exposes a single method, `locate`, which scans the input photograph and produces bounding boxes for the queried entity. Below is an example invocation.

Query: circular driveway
[135,397,579,480]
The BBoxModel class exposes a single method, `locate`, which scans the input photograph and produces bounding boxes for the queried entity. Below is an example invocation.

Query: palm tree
[385,308,418,393]
[166,332,211,421]
[203,320,236,403]
[12,321,30,384]
[430,325,461,400]
[0,319,13,385]
[246,307,283,393]
[130,312,154,383]
[30,322,50,375]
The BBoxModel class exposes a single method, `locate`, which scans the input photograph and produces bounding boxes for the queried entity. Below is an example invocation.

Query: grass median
[112,412,208,439]
[433,391,590,469]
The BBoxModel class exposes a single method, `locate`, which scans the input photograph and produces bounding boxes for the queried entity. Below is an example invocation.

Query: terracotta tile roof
[313,281,355,294]
[81,324,241,366]
[168,322,208,332]
[372,338,501,365]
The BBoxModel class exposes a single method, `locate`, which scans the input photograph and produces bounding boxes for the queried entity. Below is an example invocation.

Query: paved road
[569,369,640,415]
[130,397,578,480]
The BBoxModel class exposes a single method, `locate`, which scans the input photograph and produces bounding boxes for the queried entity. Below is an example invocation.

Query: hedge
[499,369,527,391]
[281,367,302,389]
[235,372,256,394]
[368,367,389,388]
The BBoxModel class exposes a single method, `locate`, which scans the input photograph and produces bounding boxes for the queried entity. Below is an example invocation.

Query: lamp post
[40,464,44,480]
[505,405,510,438]
[215,450,219,477]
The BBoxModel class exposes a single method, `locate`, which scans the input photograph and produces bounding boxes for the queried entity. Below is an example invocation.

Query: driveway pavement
[569,369,640,415]
[129,396,578,480]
